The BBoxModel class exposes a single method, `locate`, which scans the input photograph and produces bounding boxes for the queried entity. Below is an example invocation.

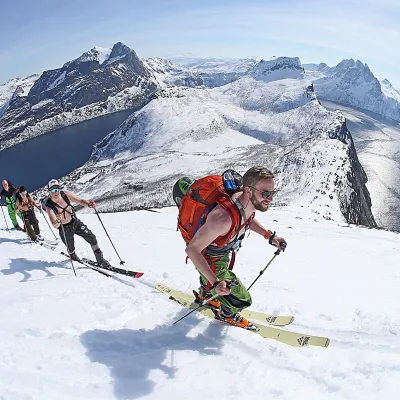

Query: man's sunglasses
[50,187,61,193]
[249,186,277,199]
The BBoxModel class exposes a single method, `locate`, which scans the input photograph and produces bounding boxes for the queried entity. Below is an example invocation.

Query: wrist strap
[264,230,273,240]
[210,280,220,291]
[265,230,276,245]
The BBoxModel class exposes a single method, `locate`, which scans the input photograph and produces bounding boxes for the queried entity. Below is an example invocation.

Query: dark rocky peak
[108,42,133,61]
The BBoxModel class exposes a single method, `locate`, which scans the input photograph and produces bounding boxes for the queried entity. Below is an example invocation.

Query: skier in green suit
[0,180,25,231]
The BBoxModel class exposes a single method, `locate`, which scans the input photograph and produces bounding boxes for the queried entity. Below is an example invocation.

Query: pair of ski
[156,283,330,348]
[35,238,143,278]
[60,252,144,278]
[36,237,60,250]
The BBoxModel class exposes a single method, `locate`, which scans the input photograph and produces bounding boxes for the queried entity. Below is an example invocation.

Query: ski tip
[134,272,144,278]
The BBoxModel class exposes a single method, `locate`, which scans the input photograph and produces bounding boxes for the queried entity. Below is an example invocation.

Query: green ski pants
[199,254,252,314]
[6,197,22,228]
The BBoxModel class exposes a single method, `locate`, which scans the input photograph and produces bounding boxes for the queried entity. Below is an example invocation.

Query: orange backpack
[176,171,250,247]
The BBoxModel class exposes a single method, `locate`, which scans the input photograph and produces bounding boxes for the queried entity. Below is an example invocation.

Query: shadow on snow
[80,311,228,399]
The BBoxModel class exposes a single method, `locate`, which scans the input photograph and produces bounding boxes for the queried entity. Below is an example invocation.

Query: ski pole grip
[274,242,287,255]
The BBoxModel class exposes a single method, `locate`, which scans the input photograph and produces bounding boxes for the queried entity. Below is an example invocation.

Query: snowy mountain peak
[0,43,157,150]
[307,58,400,122]
[64,42,135,68]
[70,46,112,65]
[334,59,374,80]
[249,57,304,82]
[335,59,356,70]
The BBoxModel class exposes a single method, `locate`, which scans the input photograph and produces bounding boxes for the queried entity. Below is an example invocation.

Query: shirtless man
[44,179,111,267]
[15,186,42,241]
[185,166,287,329]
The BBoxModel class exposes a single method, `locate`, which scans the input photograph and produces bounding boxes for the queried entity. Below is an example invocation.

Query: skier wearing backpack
[15,186,42,241]
[175,166,287,330]
[0,179,25,231]
[43,179,111,268]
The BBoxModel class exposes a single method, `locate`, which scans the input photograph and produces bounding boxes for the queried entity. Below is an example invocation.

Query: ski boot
[193,286,221,312]
[94,249,112,268]
[216,305,259,331]
[68,251,81,262]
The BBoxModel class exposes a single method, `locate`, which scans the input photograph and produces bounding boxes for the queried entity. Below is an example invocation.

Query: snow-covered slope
[0,43,158,151]
[305,59,400,122]
[1,206,399,399]
[0,74,39,117]
[145,57,258,89]
[45,63,375,228]
[143,58,203,88]
[170,57,257,73]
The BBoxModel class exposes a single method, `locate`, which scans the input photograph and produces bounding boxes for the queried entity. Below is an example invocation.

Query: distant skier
[43,179,111,267]
[0,179,25,231]
[175,166,287,329]
[15,186,42,241]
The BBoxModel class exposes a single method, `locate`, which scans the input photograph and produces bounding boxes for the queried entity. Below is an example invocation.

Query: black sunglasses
[249,186,277,199]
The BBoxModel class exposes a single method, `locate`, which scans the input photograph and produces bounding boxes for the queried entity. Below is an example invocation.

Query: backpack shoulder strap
[44,197,58,214]
[60,191,70,205]
[60,191,76,213]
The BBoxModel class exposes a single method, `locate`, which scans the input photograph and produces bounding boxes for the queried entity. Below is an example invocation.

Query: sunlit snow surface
[1,207,399,399]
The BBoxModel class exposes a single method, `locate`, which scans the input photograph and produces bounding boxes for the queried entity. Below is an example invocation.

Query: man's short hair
[242,166,274,188]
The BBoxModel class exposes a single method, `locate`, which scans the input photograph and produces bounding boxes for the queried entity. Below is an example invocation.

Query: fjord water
[0,110,132,192]
[321,100,400,232]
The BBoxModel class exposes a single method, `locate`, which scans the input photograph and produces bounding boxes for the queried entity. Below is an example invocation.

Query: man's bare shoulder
[207,205,232,225]
[62,191,76,201]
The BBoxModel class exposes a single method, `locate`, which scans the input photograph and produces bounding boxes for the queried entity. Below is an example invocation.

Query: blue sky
[1,0,399,87]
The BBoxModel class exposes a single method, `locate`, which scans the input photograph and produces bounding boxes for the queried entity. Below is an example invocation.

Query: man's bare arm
[29,195,41,210]
[64,191,96,208]
[250,217,287,251]
[46,206,61,228]
[249,217,270,236]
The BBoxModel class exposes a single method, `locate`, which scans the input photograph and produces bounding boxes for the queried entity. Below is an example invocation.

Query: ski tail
[81,257,143,278]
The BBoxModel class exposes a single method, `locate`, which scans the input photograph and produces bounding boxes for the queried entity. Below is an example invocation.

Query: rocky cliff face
[0,43,158,150]
[333,119,376,227]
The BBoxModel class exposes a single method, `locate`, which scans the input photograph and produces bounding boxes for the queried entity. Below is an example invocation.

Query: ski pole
[173,279,239,325]
[59,221,77,277]
[246,243,286,291]
[40,209,58,240]
[1,204,9,231]
[93,208,125,265]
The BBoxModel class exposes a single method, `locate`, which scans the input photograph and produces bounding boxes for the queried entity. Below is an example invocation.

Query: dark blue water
[0,110,132,192]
